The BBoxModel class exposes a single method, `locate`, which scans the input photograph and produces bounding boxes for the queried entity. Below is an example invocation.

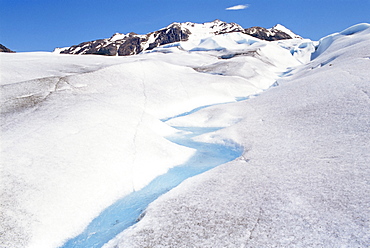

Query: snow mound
[311,23,370,60]
[340,23,370,35]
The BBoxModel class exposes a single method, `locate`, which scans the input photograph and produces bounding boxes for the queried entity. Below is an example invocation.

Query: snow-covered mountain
[56,20,301,56]
[271,24,302,39]
[1,22,369,248]
[244,24,302,41]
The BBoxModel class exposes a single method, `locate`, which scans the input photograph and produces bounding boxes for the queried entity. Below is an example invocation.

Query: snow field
[0,52,131,86]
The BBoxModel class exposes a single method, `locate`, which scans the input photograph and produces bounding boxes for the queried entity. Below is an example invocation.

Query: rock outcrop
[57,20,301,56]
[0,44,15,53]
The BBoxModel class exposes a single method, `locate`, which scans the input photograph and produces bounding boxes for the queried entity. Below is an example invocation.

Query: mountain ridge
[56,20,301,56]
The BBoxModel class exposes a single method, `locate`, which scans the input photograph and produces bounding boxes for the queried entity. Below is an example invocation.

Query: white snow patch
[270,24,302,39]
[109,33,127,42]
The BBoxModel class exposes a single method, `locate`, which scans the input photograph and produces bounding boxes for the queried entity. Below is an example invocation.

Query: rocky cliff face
[145,24,191,50]
[243,26,292,41]
[57,20,301,56]
[0,44,15,53]
[61,33,145,56]
[243,24,302,41]
[60,24,192,56]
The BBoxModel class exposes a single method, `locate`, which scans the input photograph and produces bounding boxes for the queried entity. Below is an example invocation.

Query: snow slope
[0,31,309,248]
[104,24,370,247]
[270,24,302,39]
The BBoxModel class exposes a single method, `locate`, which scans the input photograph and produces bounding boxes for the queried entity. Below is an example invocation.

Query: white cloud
[226,4,249,11]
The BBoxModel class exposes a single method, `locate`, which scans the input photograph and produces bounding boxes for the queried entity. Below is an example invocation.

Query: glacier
[105,24,370,247]
[1,23,369,248]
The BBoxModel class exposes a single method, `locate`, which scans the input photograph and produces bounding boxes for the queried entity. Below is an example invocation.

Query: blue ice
[60,122,242,248]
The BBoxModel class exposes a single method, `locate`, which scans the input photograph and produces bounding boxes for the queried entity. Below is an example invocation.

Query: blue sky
[1,0,369,52]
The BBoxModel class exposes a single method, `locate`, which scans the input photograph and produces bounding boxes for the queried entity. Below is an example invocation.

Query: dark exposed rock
[93,44,118,56]
[118,36,143,56]
[0,44,15,53]
[59,24,189,56]
[61,39,108,55]
[146,24,190,50]
[57,20,301,56]
[244,27,293,41]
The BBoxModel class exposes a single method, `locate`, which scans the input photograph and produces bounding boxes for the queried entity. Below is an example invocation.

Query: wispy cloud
[225,4,249,11]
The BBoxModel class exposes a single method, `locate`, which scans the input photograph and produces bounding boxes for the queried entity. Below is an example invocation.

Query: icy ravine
[61,109,242,248]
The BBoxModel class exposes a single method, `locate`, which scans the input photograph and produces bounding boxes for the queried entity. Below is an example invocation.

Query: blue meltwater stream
[61,109,243,248]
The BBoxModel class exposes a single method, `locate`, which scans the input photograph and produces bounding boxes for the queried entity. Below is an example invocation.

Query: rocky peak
[0,44,15,53]
[145,24,191,51]
[179,20,244,36]
[56,20,301,56]
[270,24,302,39]
[243,25,300,41]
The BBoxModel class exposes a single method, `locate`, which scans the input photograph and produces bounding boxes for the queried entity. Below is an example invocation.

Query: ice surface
[0,52,130,85]
[311,23,370,60]
[0,30,306,248]
[2,23,369,248]
[340,23,370,36]
[60,125,242,248]
[104,24,370,248]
